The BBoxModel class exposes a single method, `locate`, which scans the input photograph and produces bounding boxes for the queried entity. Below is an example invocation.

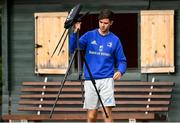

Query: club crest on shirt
[107,42,112,48]
[91,40,97,45]
[99,45,103,52]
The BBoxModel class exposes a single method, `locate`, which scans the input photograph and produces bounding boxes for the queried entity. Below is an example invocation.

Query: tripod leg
[81,52,109,118]
[77,49,84,103]
[58,29,70,55]
[49,49,78,118]
[51,28,67,57]
[78,73,84,103]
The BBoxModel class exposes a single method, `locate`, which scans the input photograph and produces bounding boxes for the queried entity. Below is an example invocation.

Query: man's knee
[88,115,97,122]
[87,109,98,122]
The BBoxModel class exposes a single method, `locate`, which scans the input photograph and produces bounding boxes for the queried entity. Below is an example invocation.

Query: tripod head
[51,4,89,57]
[64,4,82,29]
[64,4,89,29]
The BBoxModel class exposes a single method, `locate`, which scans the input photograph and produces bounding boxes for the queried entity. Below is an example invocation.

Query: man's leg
[101,107,113,122]
[87,109,98,122]
[99,78,114,122]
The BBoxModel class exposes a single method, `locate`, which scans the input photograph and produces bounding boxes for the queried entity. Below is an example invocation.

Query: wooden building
[1,0,180,122]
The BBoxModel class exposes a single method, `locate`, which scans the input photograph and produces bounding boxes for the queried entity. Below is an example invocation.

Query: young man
[69,9,127,122]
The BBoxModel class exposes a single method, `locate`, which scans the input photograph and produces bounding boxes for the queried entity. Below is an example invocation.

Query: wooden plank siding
[1,0,180,122]
[34,12,69,74]
[141,10,174,73]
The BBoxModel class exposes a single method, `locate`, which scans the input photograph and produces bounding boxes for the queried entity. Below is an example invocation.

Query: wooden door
[35,12,69,74]
[141,10,174,73]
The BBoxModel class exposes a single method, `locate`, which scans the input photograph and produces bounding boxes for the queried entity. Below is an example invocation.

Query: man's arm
[113,71,122,80]
[69,22,81,53]
[113,40,127,80]
[69,22,88,53]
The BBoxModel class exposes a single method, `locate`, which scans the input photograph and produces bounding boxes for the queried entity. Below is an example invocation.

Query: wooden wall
[1,0,180,121]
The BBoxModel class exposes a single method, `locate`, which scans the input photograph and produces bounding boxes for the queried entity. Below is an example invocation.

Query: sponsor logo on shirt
[89,50,111,57]
[91,40,97,45]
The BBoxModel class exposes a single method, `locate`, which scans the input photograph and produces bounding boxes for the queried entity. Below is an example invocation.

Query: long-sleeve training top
[69,29,127,80]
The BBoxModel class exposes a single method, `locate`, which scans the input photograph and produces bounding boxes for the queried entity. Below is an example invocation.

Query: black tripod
[49,29,109,118]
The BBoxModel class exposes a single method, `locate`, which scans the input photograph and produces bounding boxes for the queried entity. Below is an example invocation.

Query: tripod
[49,29,109,118]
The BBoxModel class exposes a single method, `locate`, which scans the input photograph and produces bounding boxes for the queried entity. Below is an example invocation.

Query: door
[34,12,69,74]
[141,10,174,73]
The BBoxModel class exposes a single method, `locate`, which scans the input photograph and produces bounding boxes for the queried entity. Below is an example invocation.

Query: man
[69,9,127,122]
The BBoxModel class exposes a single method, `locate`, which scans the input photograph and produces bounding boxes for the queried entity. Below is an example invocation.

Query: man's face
[99,18,113,33]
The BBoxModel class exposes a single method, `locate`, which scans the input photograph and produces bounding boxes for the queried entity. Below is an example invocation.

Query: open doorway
[77,13,138,69]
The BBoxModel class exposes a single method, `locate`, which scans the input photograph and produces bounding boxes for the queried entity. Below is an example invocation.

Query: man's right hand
[73,22,81,33]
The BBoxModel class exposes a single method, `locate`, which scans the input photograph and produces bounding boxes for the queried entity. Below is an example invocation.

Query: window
[79,13,138,69]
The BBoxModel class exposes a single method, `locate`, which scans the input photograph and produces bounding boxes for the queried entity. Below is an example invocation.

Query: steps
[2,81,174,122]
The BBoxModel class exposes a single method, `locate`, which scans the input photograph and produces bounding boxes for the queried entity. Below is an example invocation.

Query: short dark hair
[98,9,114,21]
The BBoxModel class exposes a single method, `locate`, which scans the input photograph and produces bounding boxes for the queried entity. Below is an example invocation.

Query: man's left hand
[113,71,122,80]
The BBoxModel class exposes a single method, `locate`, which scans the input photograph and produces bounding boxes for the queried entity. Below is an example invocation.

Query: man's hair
[98,9,114,21]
